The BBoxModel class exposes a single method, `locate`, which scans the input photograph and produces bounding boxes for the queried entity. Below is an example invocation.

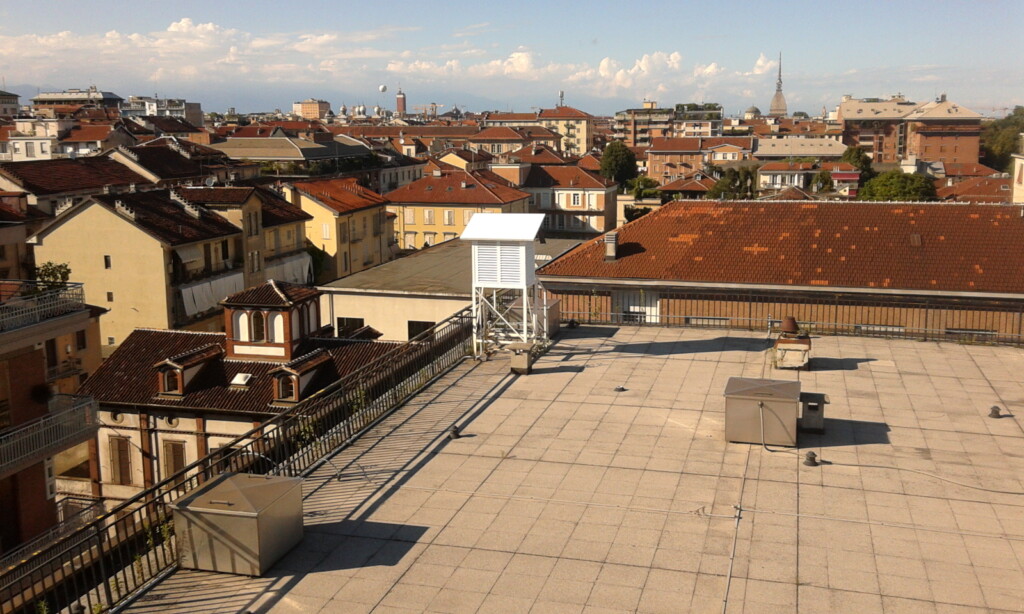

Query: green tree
[811,169,834,193]
[858,170,937,201]
[840,146,877,182]
[599,141,638,185]
[792,111,810,119]
[623,206,650,222]
[980,106,1024,172]
[706,166,757,199]
[626,176,659,200]
[33,262,71,290]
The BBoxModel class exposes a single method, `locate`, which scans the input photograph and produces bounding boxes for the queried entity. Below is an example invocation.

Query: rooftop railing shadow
[609,336,773,356]
[798,418,891,449]
[809,357,876,371]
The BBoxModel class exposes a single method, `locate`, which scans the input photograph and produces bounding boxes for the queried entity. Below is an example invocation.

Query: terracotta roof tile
[117,145,206,180]
[384,169,529,205]
[538,106,593,119]
[936,178,1013,203]
[470,126,561,142]
[175,186,254,204]
[60,124,116,143]
[0,157,149,195]
[523,166,615,189]
[222,280,320,308]
[759,162,816,172]
[87,190,240,245]
[291,177,388,214]
[506,144,574,165]
[79,329,400,414]
[253,186,313,227]
[539,200,1024,295]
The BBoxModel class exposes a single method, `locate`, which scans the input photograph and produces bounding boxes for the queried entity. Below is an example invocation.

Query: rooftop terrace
[125,326,1024,613]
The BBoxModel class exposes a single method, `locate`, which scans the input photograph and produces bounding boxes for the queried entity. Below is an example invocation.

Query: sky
[0,0,1021,117]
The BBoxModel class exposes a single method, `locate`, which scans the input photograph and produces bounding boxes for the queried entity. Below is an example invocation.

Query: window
[572,194,581,207]
[277,376,296,401]
[25,142,35,158]
[336,317,365,337]
[403,232,417,248]
[163,441,186,477]
[104,255,111,269]
[424,209,435,225]
[220,240,229,260]
[251,311,266,342]
[107,337,116,346]
[0,245,7,260]
[44,458,56,500]
[404,209,415,225]
[76,329,87,350]
[343,252,349,271]
[463,210,474,224]
[443,210,455,225]
[408,320,435,340]
[0,398,10,429]
[443,232,457,241]
[109,436,132,485]
[423,232,436,247]
[106,292,114,302]
[162,369,181,393]
[321,223,331,240]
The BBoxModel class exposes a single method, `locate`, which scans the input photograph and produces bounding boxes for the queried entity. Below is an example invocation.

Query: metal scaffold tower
[460,213,551,358]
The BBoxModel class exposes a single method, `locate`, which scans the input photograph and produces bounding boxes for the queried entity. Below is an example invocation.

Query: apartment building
[77,280,400,502]
[0,279,102,555]
[119,96,204,127]
[292,98,332,120]
[285,178,392,282]
[385,169,530,250]
[613,101,674,147]
[646,137,755,181]
[0,90,19,117]
[518,165,617,236]
[485,107,595,155]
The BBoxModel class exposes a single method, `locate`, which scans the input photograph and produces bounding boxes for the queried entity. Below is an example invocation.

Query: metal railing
[559,310,1024,347]
[46,358,83,383]
[0,281,85,334]
[0,308,474,614]
[0,395,97,480]
[0,497,105,575]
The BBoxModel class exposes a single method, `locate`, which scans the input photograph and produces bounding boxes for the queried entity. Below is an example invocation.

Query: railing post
[94,523,115,607]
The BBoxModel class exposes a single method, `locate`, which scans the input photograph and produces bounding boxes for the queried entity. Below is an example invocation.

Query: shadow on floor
[610,336,772,356]
[799,418,891,448]
[529,365,586,374]
[558,325,621,340]
[810,357,876,371]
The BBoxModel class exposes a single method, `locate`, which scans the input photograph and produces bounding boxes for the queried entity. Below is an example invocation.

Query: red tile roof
[578,153,602,171]
[439,147,494,162]
[175,186,254,204]
[253,186,313,227]
[523,166,615,189]
[87,190,240,246]
[0,158,149,195]
[760,186,817,200]
[222,280,320,308]
[658,176,717,192]
[486,112,538,121]
[649,137,754,152]
[115,145,206,180]
[79,328,400,414]
[943,163,999,178]
[291,177,388,214]
[538,106,593,119]
[59,124,116,143]
[506,143,574,165]
[936,177,1013,204]
[539,200,1024,295]
[759,162,816,172]
[384,169,529,205]
[818,162,859,173]
[470,126,560,142]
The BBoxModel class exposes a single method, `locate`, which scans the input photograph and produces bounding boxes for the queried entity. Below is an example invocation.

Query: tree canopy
[626,176,659,200]
[706,166,757,199]
[857,170,937,201]
[840,146,877,182]
[600,141,638,184]
[981,106,1024,172]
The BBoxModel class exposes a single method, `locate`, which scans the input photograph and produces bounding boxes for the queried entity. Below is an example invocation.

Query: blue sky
[0,0,1021,116]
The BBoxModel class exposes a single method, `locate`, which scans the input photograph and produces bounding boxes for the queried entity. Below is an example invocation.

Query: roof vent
[230,373,253,388]
[909,233,922,247]
[604,231,618,261]
[432,169,442,177]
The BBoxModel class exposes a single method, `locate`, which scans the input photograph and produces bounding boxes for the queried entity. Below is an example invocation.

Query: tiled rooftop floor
[126,326,1024,613]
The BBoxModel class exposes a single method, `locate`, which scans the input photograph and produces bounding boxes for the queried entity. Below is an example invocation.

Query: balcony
[0,281,85,335]
[45,357,83,383]
[0,395,97,479]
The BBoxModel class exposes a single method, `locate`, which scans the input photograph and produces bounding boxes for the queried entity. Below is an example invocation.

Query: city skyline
[0,0,1021,116]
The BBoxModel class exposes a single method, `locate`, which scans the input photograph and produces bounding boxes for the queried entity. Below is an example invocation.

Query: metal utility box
[799,391,829,433]
[170,472,304,576]
[724,378,801,447]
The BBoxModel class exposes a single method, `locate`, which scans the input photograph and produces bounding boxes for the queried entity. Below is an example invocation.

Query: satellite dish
[204,176,216,187]
[379,85,387,93]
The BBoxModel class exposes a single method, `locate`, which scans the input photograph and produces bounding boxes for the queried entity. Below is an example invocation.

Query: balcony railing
[45,357,83,383]
[0,281,85,335]
[0,395,97,479]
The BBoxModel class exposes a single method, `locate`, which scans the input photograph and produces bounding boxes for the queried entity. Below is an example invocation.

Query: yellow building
[285,178,392,283]
[385,169,531,250]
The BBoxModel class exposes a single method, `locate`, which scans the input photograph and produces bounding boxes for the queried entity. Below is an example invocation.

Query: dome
[745,106,761,115]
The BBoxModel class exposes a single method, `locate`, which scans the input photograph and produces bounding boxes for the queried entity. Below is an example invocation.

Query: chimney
[604,232,618,261]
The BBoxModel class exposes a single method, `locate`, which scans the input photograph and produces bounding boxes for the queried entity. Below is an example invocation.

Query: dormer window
[160,368,182,395]
[276,375,297,402]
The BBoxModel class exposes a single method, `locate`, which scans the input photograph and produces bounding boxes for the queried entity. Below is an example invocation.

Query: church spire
[776,52,783,92]
[768,51,788,117]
